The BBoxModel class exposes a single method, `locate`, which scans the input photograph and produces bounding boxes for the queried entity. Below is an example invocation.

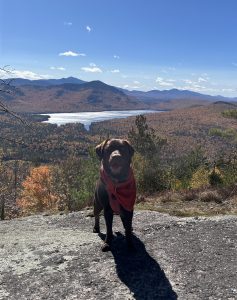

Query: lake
[42,110,160,130]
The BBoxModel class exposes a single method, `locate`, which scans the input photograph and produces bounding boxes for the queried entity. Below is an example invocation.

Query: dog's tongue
[111,162,120,168]
[110,162,122,173]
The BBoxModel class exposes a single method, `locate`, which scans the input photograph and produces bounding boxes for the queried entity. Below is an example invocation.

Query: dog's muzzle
[109,151,123,174]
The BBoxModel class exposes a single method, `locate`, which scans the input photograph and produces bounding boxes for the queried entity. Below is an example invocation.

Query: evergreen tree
[128,115,166,157]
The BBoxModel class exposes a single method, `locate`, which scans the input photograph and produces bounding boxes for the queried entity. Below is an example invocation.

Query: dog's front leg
[102,205,114,251]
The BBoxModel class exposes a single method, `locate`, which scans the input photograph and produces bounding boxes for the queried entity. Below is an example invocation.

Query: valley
[0,77,236,220]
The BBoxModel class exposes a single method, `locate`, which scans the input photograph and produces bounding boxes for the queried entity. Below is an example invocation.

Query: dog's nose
[110,150,122,164]
[111,150,121,158]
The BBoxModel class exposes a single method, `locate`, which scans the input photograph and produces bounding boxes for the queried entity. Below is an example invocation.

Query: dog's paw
[101,243,111,252]
[93,227,100,233]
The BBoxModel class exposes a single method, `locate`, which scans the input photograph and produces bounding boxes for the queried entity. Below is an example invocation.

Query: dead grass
[136,187,237,217]
[199,190,222,203]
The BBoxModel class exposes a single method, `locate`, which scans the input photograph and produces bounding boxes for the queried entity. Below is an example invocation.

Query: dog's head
[96,139,134,181]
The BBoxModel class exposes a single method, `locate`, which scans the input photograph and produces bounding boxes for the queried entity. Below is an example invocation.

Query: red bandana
[100,166,136,214]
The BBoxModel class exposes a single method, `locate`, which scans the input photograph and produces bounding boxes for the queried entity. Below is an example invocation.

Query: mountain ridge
[7,76,237,102]
[2,77,237,113]
[2,79,147,113]
[8,76,86,87]
[123,88,237,102]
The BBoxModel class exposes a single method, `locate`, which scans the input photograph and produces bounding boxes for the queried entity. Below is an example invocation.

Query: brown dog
[93,139,136,251]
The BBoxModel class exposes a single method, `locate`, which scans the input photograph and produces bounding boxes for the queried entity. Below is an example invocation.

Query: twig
[0,67,32,129]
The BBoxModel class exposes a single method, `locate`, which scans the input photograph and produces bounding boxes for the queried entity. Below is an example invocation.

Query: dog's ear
[95,139,110,160]
[123,140,135,157]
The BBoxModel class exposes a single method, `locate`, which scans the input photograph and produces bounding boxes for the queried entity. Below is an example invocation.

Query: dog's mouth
[110,162,122,174]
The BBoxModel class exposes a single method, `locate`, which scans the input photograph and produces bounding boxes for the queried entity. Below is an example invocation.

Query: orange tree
[17,165,58,214]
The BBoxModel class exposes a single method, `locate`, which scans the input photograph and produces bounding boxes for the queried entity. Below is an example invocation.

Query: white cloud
[156,77,174,87]
[193,84,205,89]
[113,55,120,59]
[133,80,140,84]
[59,51,86,57]
[81,63,102,73]
[64,22,72,26]
[111,69,120,73]
[86,26,92,32]
[0,69,50,80]
[182,75,209,87]
[161,67,176,73]
[182,84,206,92]
[221,88,235,92]
[81,66,102,73]
[123,84,142,90]
[50,66,65,71]
[182,79,193,84]
[198,77,207,83]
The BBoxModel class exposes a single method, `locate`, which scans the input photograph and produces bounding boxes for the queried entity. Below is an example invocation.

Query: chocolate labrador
[93,139,136,251]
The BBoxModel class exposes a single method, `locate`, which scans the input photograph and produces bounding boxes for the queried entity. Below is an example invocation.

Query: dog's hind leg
[120,208,134,249]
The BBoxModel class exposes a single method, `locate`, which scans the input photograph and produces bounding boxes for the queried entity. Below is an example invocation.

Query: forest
[0,85,237,220]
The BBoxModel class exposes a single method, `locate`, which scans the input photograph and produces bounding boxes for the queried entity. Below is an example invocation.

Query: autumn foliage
[17,166,58,214]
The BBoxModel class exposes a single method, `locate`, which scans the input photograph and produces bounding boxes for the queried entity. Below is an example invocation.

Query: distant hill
[2,77,237,113]
[212,101,237,106]
[123,88,237,102]
[8,76,86,87]
[1,80,148,113]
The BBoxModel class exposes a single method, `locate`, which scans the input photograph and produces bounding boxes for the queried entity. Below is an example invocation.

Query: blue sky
[0,0,237,97]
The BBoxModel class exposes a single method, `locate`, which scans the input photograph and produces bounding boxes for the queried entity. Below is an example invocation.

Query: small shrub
[222,109,237,119]
[128,115,166,157]
[181,189,198,202]
[221,161,237,186]
[17,166,58,214]
[173,147,206,189]
[160,192,181,203]
[75,147,99,208]
[190,167,209,189]
[132,153,169,194]
[209,127,237,140]
[199,190,222,203]
[51,149,99,212]
[209,167,223,186]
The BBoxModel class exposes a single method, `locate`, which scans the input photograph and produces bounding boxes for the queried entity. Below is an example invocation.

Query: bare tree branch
[0,66,32,128]
[0,66,12,92]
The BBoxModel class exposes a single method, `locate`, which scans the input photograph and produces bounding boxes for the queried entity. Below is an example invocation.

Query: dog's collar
[102,169,129,185]
[100,166,136,214]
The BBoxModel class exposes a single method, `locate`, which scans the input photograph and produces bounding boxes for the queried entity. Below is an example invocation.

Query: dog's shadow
[98,232,177,300]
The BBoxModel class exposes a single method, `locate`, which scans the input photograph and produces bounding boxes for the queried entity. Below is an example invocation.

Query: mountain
[1,80,148,113]
[2,77,237,113]
[123,88,237,102]
[8,76,86,87]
